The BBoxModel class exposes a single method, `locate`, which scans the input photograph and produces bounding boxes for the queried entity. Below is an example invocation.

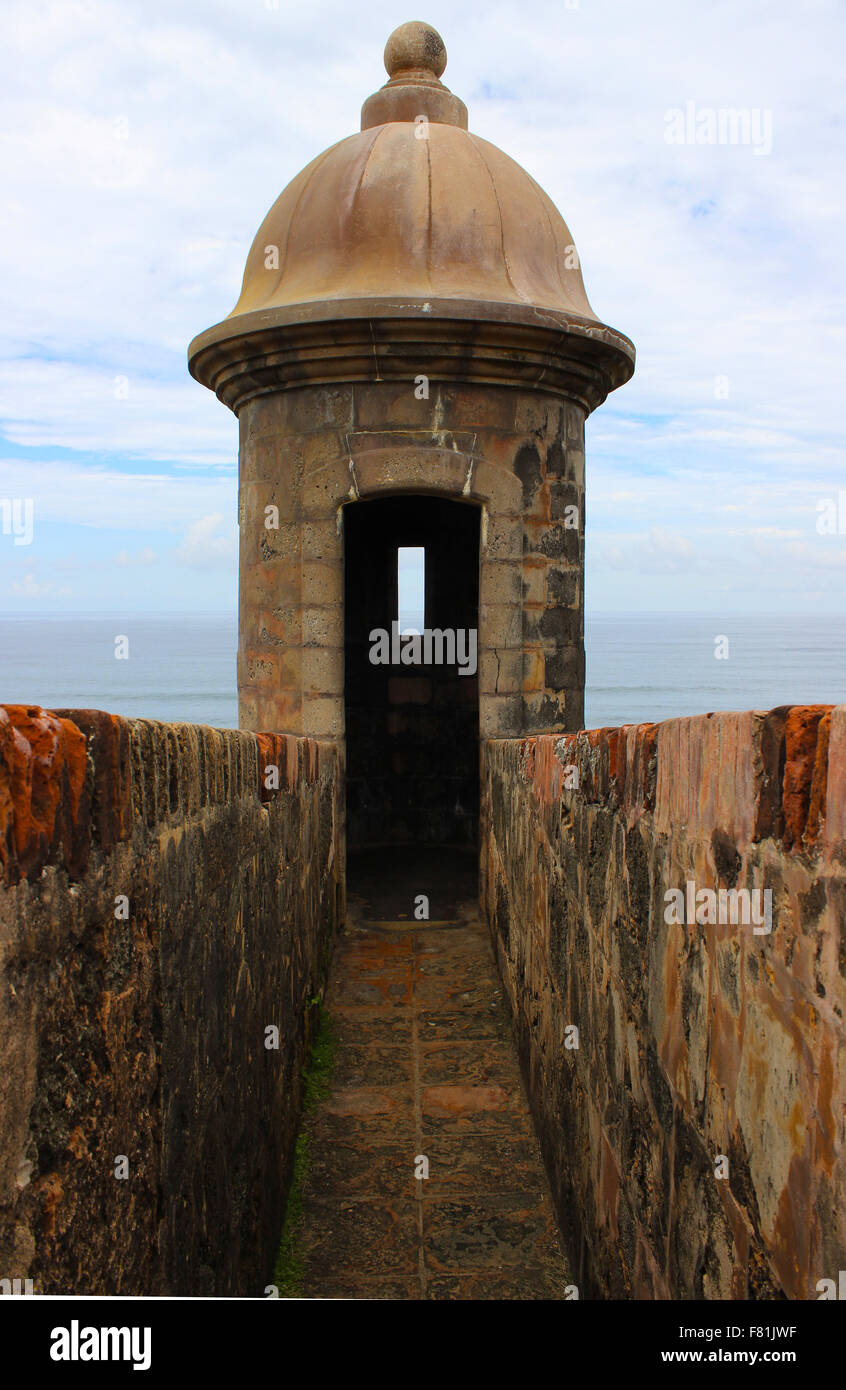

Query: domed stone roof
[188,22,634,407]
[227,121,597,323]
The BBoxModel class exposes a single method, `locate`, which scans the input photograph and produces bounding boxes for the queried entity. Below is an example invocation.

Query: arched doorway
[344,494,480,920]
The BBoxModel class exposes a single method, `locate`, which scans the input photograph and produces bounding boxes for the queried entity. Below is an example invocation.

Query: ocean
[1,612,844,731]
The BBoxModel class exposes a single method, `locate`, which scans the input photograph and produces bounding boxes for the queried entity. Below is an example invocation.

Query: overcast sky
[0,0,843,612]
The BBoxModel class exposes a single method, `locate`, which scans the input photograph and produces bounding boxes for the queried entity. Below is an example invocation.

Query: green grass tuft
[272,1000,337,1297]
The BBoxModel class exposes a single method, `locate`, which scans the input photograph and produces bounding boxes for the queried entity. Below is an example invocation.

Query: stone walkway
[296,910,573,1299]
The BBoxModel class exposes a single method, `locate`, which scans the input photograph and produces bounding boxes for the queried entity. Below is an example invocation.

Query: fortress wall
[481,705,846,1299]
[0,705,342,1296]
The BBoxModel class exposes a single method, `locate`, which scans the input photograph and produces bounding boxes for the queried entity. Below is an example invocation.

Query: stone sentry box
[188,21,634,744]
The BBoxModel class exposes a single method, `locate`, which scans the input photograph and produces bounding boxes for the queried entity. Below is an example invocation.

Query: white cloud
[12,572,72,598]
[0,0,843,612]
[113,546,159,567]
[0,361,234,465]
[604,527,700,574]
[0,458,234,530]
[175,513,237,570]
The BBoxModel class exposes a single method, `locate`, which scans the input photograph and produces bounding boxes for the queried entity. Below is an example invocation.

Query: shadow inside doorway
[346,845,478,924]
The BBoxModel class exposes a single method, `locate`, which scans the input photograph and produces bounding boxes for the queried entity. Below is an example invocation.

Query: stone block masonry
[237,382,590,741]
[481,705,846,1299]
[0,704,342,1295]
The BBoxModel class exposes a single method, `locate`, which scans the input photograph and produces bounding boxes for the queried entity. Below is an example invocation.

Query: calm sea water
[585,613,846,727]
[0,614,239,729]
[0,612,843,730]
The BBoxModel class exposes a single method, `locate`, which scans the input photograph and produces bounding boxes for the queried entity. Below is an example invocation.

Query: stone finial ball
[384,21,447,79]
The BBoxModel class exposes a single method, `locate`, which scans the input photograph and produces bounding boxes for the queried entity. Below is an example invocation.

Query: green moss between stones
[272,999,337,1297]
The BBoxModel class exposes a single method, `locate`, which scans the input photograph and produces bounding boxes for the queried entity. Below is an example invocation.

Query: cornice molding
[188,302,635,416]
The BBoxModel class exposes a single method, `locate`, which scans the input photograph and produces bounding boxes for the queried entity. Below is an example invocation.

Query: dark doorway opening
[344,494,479,915]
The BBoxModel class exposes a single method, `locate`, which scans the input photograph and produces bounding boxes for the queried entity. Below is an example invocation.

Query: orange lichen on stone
[782,705,832,849]
[286,734,300,790]
[304,737,318,784]
[51,708,132,849]
[531,736,562,805]
[568,723,656,806]
[824,705,846,846]
[0,704,89,886]
[580,726,611,801]
[604,726,625,792]
[255,732,325,798]
[255,732,282,801]
[627,722,657,812]
[35,1172,64,1241]
[67,1125,89,1160]
[805,708,831,845]
[815,1037,837,1172]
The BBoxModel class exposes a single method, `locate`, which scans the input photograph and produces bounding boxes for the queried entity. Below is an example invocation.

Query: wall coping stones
[511,704,843,854]
[0,705,332,889]
[0,705,89,886]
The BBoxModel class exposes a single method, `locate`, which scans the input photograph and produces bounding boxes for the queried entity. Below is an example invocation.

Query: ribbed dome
[228,121,598,323]
[188,22,634,405]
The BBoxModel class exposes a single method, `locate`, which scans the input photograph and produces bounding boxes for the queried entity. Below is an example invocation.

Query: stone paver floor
[297,907,573,1299]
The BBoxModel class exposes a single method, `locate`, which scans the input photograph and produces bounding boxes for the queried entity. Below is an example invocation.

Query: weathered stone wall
[0,704,342,1296]
[237,380,586,739]
[481,705,846,1299]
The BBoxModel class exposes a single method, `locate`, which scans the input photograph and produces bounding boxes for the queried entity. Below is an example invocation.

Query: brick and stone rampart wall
[0,704,342,1295]
[481,705,846,1298]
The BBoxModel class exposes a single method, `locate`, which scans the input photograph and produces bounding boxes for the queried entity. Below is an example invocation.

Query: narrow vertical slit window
[397,546,425,634]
